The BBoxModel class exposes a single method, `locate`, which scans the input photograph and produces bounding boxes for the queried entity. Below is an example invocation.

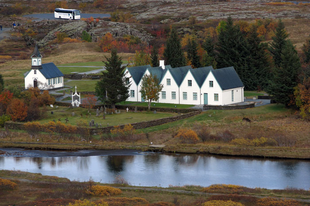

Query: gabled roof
[127,65,150,85]
[212,67,244,90]
[40,63,64,79]
[147,67,164,82]
[168,66,192,86]
[191,66,213,88]
[31,44,42,58]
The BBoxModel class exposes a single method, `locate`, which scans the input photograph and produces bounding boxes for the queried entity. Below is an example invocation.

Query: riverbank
[0,170,309,206]
[1,140,310,160]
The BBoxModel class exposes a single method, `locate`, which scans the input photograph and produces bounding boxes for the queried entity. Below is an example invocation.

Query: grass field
[65,80,99,92]
[39,106,178,126]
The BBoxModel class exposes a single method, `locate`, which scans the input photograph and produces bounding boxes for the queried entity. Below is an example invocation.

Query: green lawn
[118,101,194,109]
[244,91,267,98]
[57,67,102,74]
[65,80,99,92]
[40,106,177,127]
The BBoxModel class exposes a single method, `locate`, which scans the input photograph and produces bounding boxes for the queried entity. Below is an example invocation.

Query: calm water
[0,148,310,189]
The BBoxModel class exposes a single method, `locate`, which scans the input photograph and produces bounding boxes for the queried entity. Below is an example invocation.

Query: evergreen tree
[302,39,310,64]
[269,19,289,68]
[245,25,270,90]
[186,38,193,64]
[189,39,201,68]
[163,27,186,67]
[216,17,250,87]
[0,74,4,93]
[81,30,92,42]
[266,40,301,106]
[95,49,130,109]
[202,36,216,58]
[151,45,159,67]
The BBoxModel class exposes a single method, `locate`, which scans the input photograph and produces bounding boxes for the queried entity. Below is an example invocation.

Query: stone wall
[203,103,255,110]
[4,111,201,135]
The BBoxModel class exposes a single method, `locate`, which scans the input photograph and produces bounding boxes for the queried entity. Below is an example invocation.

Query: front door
[204,93,208,105]
[34,79,38,88]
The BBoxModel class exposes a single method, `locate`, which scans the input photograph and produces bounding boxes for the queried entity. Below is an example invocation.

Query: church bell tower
[31,44,42,69]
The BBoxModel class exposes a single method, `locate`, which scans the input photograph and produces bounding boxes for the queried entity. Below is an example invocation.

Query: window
[55,78,58,84]
[209,81,213,87]
[183,92,187,100]
[172,91,176,100]
[214,93,219,101]
[193,92,197,100]
[126,78,130,85]
[162,91,166,99]
[188,80,192,87]
[232,90,234,102]
[34,70,36,74]
[60,77,62,83]
[167,78,171,86]
[53,78,55,84]
[48,79,51,85]
[130,90,135,98]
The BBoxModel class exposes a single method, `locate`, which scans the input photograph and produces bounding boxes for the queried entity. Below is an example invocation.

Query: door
[204,93,208,105]
[34,79,38,88]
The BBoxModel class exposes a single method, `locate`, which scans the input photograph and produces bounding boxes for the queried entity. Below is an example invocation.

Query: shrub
[105,197,149,206]
[202,200,244,206]
[68,199,108,206]
[86,185,122,196]
[256,197,301,206]
[110,124,136,142]
[149,202,175,206]
[0,114,10,127]
[201,184,244,194]
[24,121,42,138]
[174,128,199,143]
[0,178,17,190]
[231,137,278,147]
[197,125,210,142]
[218,130,235,142]
[82,30,92,42]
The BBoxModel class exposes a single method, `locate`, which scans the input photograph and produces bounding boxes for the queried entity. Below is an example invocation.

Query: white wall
[159,69,179,104]
[201,71,223,105]
[125,69,138,102]
[179,71,201,105]
[222,87,244,105]
[25,69,64,90]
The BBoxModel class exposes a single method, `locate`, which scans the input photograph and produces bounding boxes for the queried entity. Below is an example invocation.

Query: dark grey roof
[31,44,42,58]
[191,66,213,87]
[127,65,150,85]
[148,67,164,82]
[169,66,192,86]
[212,67,244,90]
[40,63,64,79]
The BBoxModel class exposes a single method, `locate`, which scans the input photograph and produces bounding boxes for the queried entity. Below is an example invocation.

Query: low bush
[201,184,245,194]
[231,137,278,147]
[86,185,122,196]
[104,197,149,206]
[174,128,199,144]
[0,178,17,190]
[68,199,108,206]
[256,197,301,206]
[110,124,137,142]
[202,200,244,206]
[149,202,175,206]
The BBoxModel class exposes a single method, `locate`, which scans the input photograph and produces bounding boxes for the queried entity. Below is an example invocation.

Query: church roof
[31,44,42,58]
[40,63,64,79]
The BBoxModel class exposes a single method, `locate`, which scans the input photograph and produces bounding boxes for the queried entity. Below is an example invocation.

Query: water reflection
[1,148,310,189]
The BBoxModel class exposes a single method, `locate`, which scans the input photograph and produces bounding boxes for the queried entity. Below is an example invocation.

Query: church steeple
[31,44,42,69]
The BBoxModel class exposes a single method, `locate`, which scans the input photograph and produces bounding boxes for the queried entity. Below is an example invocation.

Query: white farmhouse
[24,45,64,90]
[125,61,244,105]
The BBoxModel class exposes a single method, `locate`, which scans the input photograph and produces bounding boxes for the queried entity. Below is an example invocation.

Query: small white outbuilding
[24,45,64,90]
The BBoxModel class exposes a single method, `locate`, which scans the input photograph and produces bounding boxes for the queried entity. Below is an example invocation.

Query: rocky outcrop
[38,20,88,47]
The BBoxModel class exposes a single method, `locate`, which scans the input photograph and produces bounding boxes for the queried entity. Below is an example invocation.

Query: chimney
[159,60,165,70]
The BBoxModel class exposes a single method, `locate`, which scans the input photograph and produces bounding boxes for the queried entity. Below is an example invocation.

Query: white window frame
[214,93,219,101]
[188,80,192,87]
[232,90,234,102]
[172,91,176,100]
[193,92,197,101]
[183,92,187,100]
[167,78,171,86]
[130,90,135,98]
[209,80,213,87]
[162,91,166,99]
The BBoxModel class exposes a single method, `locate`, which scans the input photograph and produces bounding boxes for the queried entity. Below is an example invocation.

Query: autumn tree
[26,98,41,121]
[0,90,13,115]
[82,94,97,111]
[295,77,310,119]
[6,98,28,121]
[129,50,151,67]
[164,27,186,68]
[95,49,130,109]
[140,73,163,111]
[41,90,55,106]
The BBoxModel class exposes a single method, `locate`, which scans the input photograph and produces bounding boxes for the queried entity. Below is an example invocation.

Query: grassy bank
[0,170,309,206]
[1,104,310,159]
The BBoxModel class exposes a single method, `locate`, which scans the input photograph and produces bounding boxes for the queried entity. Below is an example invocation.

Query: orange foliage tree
[6,98,28,121]
[294,77,310,119]
[82,94,97,110]
[0,90,13,115]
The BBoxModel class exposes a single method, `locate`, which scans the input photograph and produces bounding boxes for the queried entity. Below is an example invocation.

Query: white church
[125,60,244,105]
[24,45,64,90]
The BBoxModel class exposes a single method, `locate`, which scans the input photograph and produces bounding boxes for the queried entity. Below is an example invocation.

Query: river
[0,148,309,189]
